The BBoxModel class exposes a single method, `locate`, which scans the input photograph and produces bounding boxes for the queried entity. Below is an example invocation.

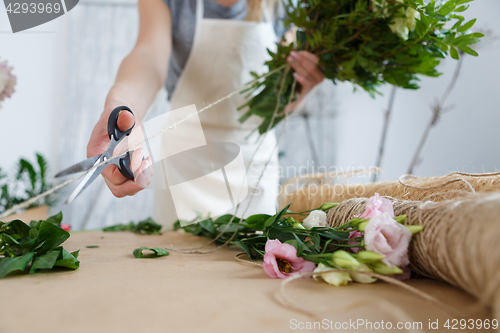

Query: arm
[87,0,172,197]
[285,51,325,114]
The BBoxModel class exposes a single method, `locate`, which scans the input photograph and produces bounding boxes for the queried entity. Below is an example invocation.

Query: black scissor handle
[118,151,135,180]
[108,106,135,141]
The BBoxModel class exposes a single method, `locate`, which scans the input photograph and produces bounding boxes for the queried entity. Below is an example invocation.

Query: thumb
[116,110,135,132]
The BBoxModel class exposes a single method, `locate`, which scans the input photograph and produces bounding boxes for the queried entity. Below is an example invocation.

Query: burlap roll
[326,194,500,310]
[280,172,500,213]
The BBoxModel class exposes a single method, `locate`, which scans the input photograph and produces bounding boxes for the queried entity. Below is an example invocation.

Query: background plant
[0,153,53,214]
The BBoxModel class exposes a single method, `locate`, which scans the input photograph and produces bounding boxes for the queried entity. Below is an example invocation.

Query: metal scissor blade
[55,156,101,178]
[65,160,107,204]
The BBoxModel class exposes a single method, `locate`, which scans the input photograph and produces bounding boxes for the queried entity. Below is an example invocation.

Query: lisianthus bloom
[347,229,363,253]
[302,210,327,229]
[60,223,71,231]
[360,193,394,219]
[364,212,412,267]
[0,60,16,103]
[313,263,351,286]
[263,239,316,279]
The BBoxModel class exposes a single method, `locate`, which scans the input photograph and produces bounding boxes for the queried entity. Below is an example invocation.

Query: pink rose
[364,212,412,267]
[347,229,364,253]
[360,193,394,219]
[263,239,316,279]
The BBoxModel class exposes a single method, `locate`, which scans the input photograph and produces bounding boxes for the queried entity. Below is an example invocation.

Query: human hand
[287,50,325,97]
[87,103,153,197]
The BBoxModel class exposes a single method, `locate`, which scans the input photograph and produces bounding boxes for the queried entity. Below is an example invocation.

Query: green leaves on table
[174,203,350,261]
[0,212,79,278]
[103,217,162,235]
[133,247,169,259]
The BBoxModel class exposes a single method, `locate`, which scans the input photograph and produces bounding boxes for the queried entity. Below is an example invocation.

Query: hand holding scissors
[56,106,138,203]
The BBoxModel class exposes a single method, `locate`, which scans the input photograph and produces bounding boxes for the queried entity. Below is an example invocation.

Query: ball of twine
[326,193,500,312]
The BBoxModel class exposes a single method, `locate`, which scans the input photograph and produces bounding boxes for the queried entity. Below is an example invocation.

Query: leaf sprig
[239,0,483,134]
[103,217,162,235]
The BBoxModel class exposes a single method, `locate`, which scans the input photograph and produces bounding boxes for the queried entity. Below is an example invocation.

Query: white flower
[389,17,410,40]
[313,263,352,286]
[0,68,8,93]
[372,0,421,40]
[0,60,17,103]
[406,7,420,31]
[302,210,327,229]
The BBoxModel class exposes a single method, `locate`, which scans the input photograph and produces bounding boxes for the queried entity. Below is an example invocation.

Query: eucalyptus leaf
[133,247,169,259]
[54,248,80,269]
[30,249,60,273]
[0,211,79,278]
[0,252,34,278]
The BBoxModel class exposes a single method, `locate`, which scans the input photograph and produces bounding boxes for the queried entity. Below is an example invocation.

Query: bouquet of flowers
[0,59,17,108]
[239,0,483,134]
[175,193,423,285]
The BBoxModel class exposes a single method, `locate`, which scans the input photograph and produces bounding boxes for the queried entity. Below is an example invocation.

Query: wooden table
[1,230,494,333]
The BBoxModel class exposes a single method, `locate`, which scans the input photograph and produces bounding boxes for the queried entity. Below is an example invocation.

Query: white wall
[334,0,500,182]
[0,9,67,176]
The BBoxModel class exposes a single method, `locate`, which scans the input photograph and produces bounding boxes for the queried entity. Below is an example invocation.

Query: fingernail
[287,56,294,63]
[290,51,298,58]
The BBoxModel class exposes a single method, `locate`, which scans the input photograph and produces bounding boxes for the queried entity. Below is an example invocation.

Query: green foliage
[133,247,169,259]
[0,212,79,278]
[175,203,419,276]
[0,153,53,214]
[174,203,352,260]
[240,0,483,134]
[103,217,162,235]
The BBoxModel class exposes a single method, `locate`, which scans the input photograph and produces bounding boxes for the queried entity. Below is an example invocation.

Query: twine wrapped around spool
[280,172,500,213]
[325,193,500,317]
[277,172,500,319]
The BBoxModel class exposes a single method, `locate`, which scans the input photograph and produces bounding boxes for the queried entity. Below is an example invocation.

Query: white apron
[153,0,279,226]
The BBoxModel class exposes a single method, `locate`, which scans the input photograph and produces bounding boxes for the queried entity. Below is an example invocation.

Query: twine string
[0,64,288,220]
[164,67,294,254]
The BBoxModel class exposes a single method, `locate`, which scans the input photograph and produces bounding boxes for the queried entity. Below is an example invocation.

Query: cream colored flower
[389,17,410,40]
[302,210,327,229]
[372,0,421,40]
[313,263,352,286]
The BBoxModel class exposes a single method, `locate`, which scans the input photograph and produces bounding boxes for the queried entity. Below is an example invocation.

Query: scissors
[56,106,136,204]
